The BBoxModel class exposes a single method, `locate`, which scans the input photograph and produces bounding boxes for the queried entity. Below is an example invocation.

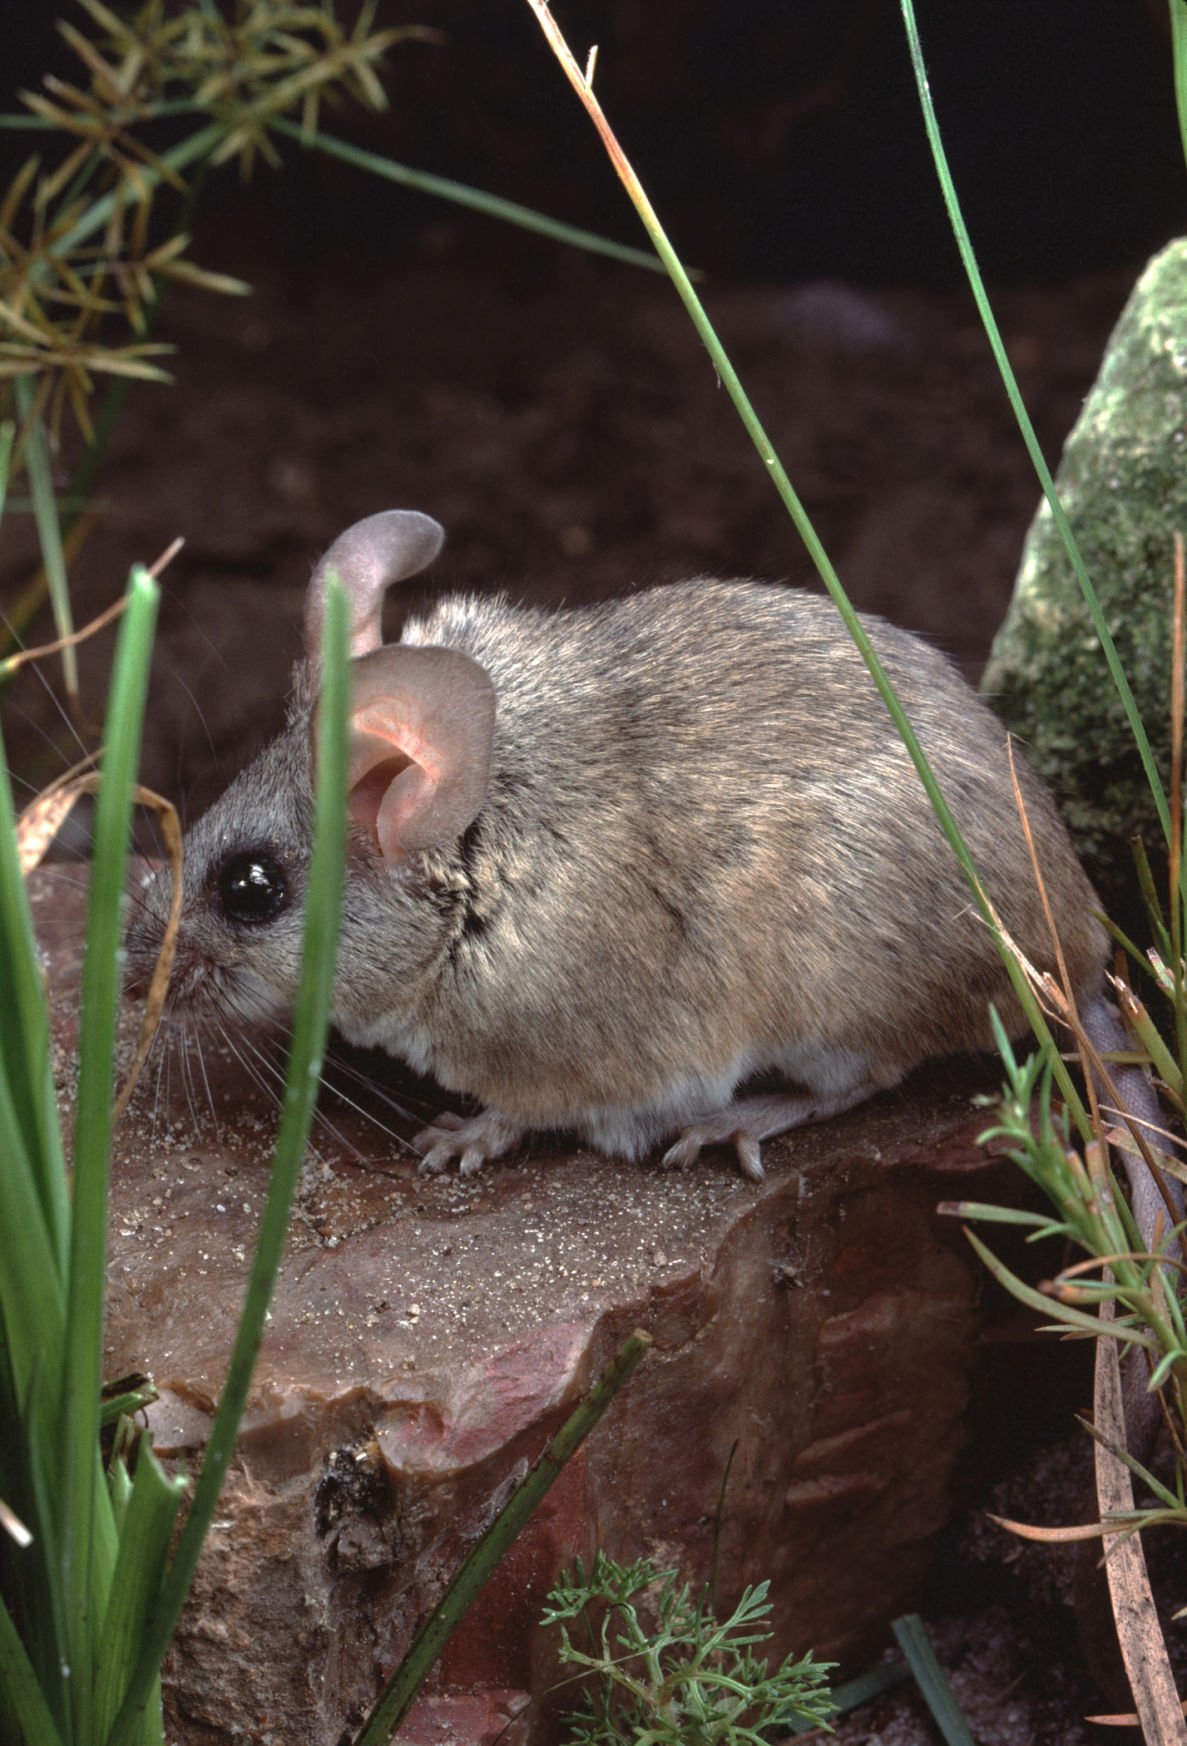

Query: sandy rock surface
[31,865,1015,1744]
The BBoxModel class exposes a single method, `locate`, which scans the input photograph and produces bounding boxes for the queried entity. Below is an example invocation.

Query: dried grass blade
[113,789,181,1121]
[1094,1309,1187,1742]
[987,1512,1121,1544]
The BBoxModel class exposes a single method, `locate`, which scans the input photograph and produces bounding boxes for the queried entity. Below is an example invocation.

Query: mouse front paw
[413,1107,525,1178]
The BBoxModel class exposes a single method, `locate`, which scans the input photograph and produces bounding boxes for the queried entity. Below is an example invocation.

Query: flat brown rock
[35,865,1013,1745]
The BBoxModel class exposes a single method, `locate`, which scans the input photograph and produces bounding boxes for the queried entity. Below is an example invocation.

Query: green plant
[7,1,1186,1737]
[522,2,1187,1736]
[0,410,352,1743]
[0,13,670,1740]
[0,0,659,702]
[958,1020,1187,1462]
[351,1333,652,1746]
[540,1553,836,1745]
[938,607,1187,1465]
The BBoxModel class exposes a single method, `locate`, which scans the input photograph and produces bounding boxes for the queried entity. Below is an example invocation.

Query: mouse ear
[305,510,445,666]
[336,645,496,863]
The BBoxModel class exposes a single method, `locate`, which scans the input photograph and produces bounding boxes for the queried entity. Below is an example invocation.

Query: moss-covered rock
[981,240,1185,911]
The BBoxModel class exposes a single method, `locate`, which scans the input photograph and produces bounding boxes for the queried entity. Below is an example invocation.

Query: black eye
[217,852,289,925]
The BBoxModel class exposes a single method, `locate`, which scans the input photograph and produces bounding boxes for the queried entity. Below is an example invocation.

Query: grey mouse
[126,510,1177,1255]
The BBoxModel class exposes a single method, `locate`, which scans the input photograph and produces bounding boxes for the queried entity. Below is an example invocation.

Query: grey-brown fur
[389,582,1105,1135]
[125,511,1109,1179]
[124,509,1182,1455]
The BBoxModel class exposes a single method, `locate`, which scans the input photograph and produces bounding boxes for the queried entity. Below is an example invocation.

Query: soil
[0,231,1135,815]
[2,111,1183,1746]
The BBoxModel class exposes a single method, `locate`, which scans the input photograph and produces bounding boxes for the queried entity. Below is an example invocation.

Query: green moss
[982,240,1187,905]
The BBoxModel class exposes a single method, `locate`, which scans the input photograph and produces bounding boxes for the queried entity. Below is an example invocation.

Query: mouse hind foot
[659,1080,896,1182]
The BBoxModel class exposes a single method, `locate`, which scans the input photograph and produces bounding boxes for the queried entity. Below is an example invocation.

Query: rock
[33,867,1018,1745]
[981,238,1187,909]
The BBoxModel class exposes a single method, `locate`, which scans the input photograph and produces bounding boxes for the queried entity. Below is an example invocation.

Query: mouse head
[127,511,496,1026]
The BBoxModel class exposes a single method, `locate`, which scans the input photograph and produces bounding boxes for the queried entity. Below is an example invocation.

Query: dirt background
[4,0,1185,816]
[4,1,1187,1740]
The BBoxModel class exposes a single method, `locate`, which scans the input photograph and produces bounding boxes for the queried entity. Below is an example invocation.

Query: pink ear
[343,645,496,862]
[305,510,445,667]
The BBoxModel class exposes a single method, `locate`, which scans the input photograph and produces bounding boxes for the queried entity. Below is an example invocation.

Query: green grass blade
[93,1447,185,1742]
[0,1592,67,1746]
[898,0,1171,848]
[1170,0,1187,172]
[353,1329,652,1746]
[0,690,70,1721]
[0,724,69,1303]
[98,1384,158,1430]
[9,1363,75,1729]
[0,422,68,1259]
[964,1228,1161,1349]
[61,566,159,1744]
[0,1065,66,1407]
[941,1201,1069,1230]
[0,419,13,524]
[522,0,1085,1130]
[46,124,226,262]
[105,578,350,1746]
[815,1657,909,1722]
[13,387,78,704]
[270,119,666,274]
[108,1452,132,1534]
[891,1615,976,1746]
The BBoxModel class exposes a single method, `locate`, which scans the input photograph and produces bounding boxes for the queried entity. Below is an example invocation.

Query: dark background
[2,0,1184,805]
[6,0,1181,279]
[3,10,1185,1738]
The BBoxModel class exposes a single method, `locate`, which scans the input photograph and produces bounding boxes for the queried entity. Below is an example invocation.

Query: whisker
[151,1042,168,1148]
[222,1033,283,1113]
[322,1044,434,1125]
[236,1031,376,1164]
[314,1068,410,1156]
[230,1031,286,1110]
[7,641,94,767]
[190,1024,221,1137]
[168,668,220,773]
[175,1028,197,1134]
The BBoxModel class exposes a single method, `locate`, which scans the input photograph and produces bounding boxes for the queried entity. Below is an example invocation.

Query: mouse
[124,509,1178,1242]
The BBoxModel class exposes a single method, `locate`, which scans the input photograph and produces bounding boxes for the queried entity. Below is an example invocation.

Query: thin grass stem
[898,0,1171,855]
[106,579,350,1746]
[1170,0,1187,172]
[521,0,1084,1128]
[271,118,667,274]
[15,383,78,706]
[61,567,158,1742]
[352,1329,652,1746]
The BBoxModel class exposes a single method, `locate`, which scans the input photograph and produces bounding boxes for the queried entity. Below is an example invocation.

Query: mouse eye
[217,851,289,925]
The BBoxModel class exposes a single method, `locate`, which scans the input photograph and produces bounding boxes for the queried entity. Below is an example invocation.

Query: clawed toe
[660,1123,766,1182]
[655,1088,868,1182]
[660,1132,703,1172]
[412,1109,524,1177]
[734,1134,764,1182]
[415,1133,489,1177]
[415,1137,455,1176]
[412,1121,455,1170]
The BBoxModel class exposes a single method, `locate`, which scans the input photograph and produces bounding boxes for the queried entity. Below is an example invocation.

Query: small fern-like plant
[540,1552,836,1745]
